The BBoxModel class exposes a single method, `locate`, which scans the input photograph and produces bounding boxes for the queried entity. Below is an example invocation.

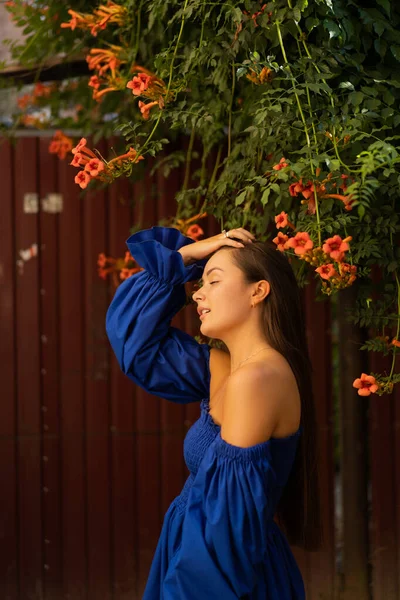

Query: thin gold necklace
[231,345,272,374]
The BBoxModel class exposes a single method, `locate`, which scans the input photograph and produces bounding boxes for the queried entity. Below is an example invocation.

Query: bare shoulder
[221,361,300,447]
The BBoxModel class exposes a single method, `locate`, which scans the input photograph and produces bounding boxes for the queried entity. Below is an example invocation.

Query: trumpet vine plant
[3,0,400,395]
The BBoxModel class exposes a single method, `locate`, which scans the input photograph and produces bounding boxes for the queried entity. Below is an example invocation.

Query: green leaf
[391,45,400,61]
[361,86,378,97]
[381,107,394,119]
[388,261,399,272]
[349,91,364,106]
[374,38,387,57]
[260,187,271,206]
[325,159,341,171]
[323,19,341,39]
[339,81,355,91]
[366,98,381,111]
[373,21,386,37]
[293,7,301,23]
[235,190,247,206]
[383,90,395,106]
[376,0,390,17]
[305,17,319,32]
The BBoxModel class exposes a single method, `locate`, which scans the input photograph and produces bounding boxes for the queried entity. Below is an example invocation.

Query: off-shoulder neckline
[200,397,303,443]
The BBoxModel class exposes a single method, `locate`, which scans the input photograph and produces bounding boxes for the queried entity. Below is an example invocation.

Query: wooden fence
[0,135,398,600]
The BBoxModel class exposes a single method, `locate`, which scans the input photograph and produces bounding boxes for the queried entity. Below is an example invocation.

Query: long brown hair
[211,240,322,551]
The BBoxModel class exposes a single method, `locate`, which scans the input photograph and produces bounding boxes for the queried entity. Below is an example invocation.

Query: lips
[197,307,211,319]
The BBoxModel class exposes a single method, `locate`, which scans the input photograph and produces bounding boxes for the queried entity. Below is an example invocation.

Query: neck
[220,317,273,374]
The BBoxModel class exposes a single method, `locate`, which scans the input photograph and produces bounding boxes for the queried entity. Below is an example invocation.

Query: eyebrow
[205,267,224,277]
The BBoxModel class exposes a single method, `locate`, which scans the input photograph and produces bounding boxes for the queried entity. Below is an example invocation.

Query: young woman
[106,225,321,599]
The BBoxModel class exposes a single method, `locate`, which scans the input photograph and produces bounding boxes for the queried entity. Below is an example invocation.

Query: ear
[252,279,270,303]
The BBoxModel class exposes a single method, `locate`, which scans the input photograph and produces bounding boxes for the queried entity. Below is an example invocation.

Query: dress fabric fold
[106,226,306,599]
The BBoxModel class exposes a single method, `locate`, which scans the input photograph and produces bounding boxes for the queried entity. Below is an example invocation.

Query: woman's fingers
[226,238,246,248]
[235,227,256,242]
[222,228,255,244]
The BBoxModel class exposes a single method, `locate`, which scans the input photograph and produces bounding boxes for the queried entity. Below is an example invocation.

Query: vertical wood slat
[157,166,187,515]
[303,276,336,600]
[38,139,62,599]
[338,283,370,600]
[83,140,112,600]
[368,264,398,600]
[369,263,398,600]
[395,378,400,598]
[108,174,137,599]
[14,138,43,600]
[369,350,398,600]
[133,172,162,598]
[0,138,18,600]
[58,150,87,600]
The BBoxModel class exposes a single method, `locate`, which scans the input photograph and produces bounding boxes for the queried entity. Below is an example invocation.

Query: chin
[200,321,221,339]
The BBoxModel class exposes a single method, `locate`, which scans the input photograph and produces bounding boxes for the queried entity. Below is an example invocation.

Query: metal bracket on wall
[23,192,39,213]
[41,193,63,213]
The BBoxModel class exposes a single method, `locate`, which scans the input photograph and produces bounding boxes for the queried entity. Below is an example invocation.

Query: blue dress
[106,226,306,599]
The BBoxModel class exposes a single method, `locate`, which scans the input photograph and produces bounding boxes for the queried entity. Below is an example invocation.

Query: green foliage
[4,0,400,390]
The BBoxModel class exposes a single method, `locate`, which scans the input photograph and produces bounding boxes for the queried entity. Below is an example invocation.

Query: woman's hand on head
[178,227,255,265]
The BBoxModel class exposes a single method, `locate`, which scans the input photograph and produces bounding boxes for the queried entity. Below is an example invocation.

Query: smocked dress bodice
[105,226,305,599]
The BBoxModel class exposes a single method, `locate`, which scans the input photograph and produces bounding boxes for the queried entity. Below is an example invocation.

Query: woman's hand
[178,227,255,265]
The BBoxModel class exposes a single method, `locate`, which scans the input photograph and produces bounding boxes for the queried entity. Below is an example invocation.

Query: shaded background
[0,134,399,600]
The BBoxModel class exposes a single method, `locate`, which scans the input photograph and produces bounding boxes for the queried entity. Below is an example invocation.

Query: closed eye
[210,281,219,285]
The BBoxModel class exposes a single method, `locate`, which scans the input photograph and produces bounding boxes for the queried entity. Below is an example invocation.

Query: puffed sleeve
[162,436,280,599]
[105,226,210,403]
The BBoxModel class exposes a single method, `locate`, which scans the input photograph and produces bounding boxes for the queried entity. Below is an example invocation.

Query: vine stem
[195,143,209,211]
[228,62,235,157]
[388,272,400,381]
[286,0,358,177]
[132,0,189,163]
[296,40,317,146]
[131,0,143,63]
[276,20,322,246]
[199,145,222,214]
[183,126,196,191]
[166,0,190,96]
[388,198,400,383]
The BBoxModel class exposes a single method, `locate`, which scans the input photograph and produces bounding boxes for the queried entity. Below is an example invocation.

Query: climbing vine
[3,0,400,394]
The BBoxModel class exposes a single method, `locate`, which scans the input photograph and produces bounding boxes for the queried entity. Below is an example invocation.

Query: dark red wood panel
[0,134,344,599]
[14,137,43,600]
[58,146,87,600]
[369,349,398,600]
[368,266,398,600]
[394,365,400,597]
[38,138,63,599]
[133,173,162,597]
[157,167,187,514]
[0,138,18,600]
[108,172,137,599]
[303,276,335,599]
[83,140,112,600]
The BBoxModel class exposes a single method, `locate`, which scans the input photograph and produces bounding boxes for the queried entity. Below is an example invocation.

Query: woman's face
[192,249,254,339]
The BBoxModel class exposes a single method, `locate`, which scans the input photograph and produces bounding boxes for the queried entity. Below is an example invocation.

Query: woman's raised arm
[106,226,210,403]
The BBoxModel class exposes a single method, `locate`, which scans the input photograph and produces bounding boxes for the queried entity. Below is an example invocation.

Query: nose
[192,287,203,303]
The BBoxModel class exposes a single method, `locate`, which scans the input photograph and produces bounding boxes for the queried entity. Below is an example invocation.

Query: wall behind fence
[0,135,337,599]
